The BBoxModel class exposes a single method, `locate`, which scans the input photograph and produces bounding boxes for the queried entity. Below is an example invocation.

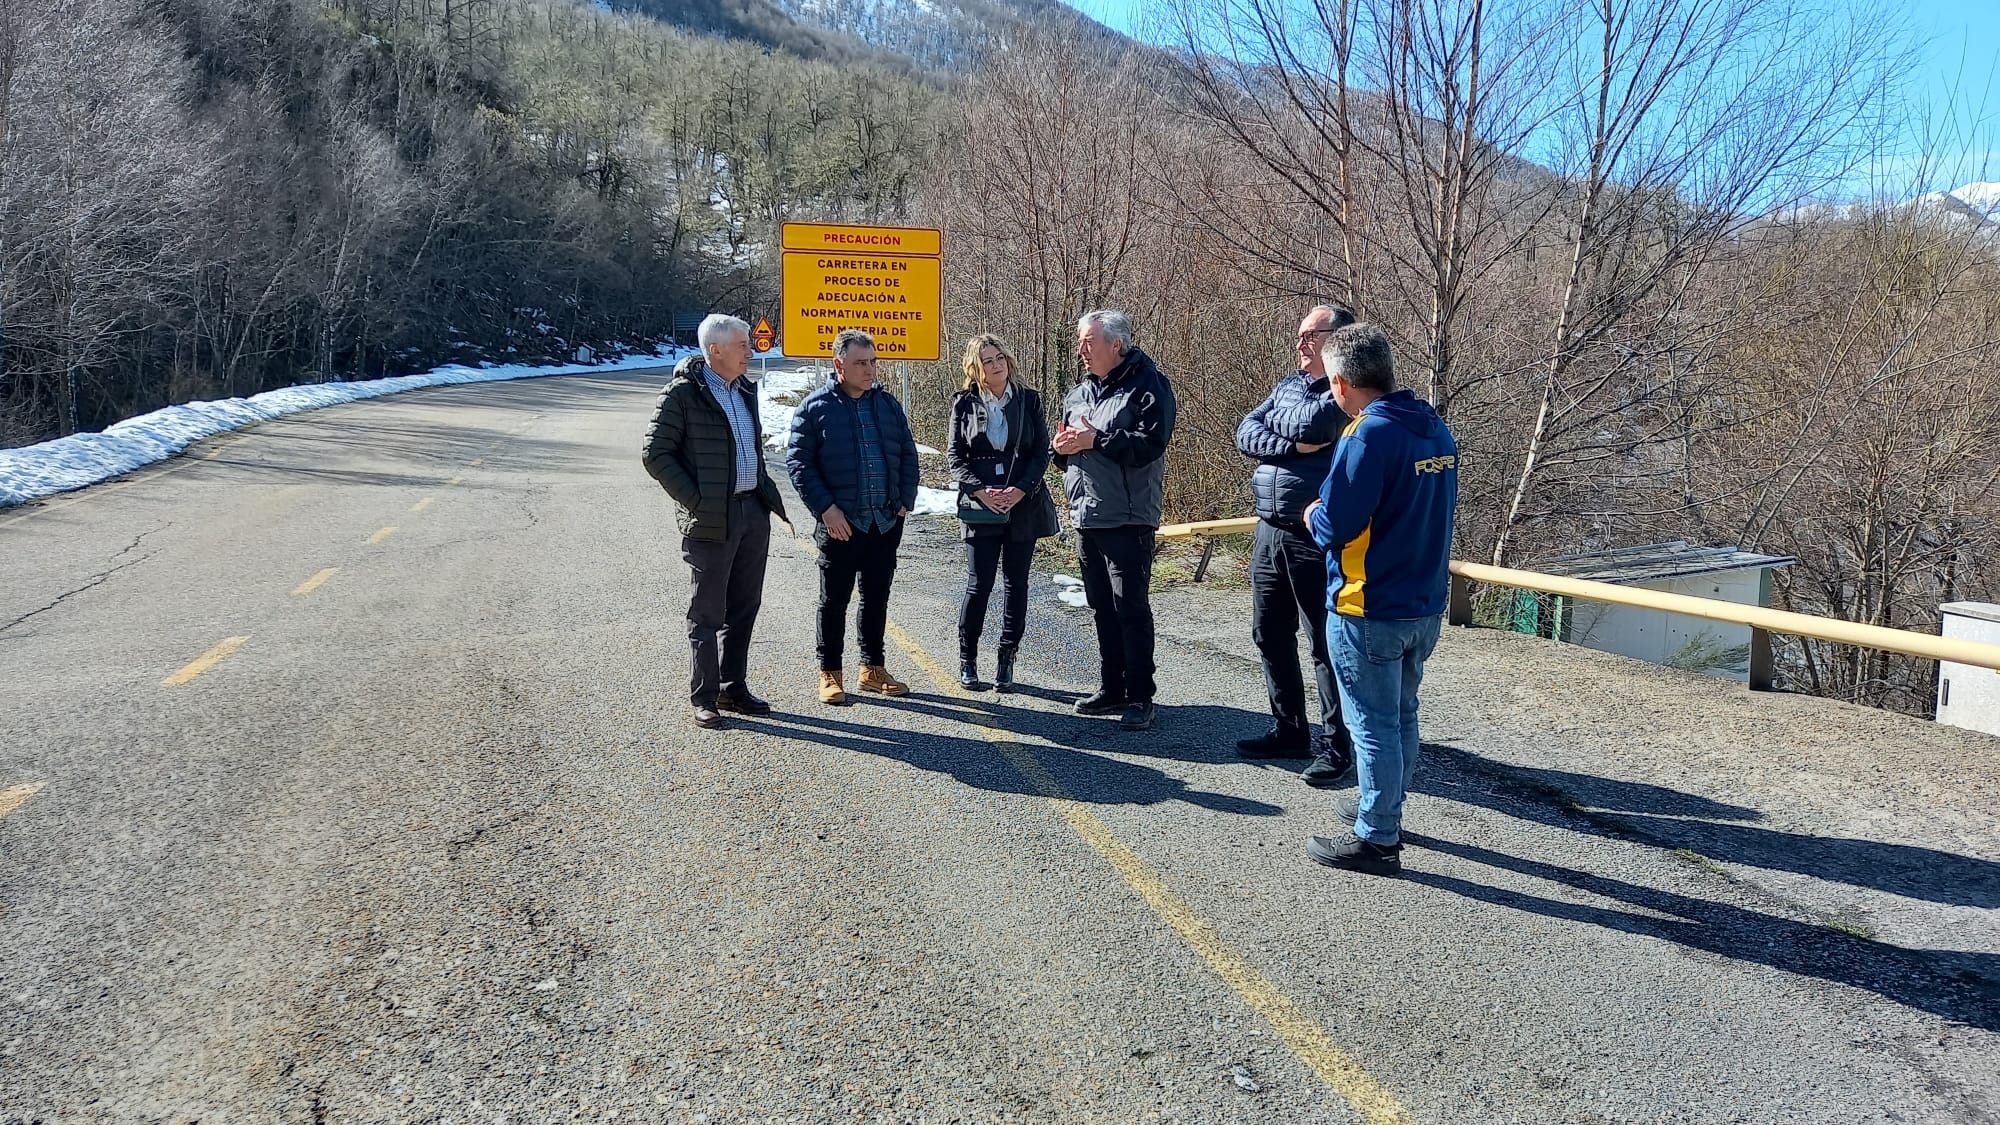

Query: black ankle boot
[994,647,1017,693]
[958,656,986,690]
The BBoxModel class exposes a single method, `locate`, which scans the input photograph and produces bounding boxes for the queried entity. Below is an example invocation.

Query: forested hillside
[0,0,944,445]
[4,0,1996,714]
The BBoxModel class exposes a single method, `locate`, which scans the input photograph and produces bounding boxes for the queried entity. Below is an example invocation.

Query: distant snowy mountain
[1914,182,2000,227]
[1771,182,2000,234]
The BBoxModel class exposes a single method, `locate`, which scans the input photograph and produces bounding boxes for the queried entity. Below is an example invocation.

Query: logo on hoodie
[1414,455,1457,475]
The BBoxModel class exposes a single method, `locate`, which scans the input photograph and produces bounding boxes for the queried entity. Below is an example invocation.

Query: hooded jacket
[1307,389,1459,619]
[1236,371,1348,522]
[640,354,789,542]
[1052,347,1177,529]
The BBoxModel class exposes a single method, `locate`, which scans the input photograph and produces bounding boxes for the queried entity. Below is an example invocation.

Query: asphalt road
[2,366,1996,1124]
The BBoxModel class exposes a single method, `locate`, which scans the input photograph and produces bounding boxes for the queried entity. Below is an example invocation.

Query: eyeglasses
[1296,329,1334,343]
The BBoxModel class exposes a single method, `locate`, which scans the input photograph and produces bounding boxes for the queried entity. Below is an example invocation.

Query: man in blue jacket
[1234,304,1354,765]
[1303,323,1458,876]
[786,329,921,705]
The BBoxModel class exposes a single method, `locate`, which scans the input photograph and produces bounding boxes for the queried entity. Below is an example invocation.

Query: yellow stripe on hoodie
[1337,521,1371,616]
[1333,413,1370,616]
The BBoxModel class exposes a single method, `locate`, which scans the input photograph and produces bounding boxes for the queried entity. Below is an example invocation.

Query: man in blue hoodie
[1303,323,1458,876]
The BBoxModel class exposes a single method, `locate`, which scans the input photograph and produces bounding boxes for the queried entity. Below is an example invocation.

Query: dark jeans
[1078,525,1157,703]
[817,520,903,671]
[959,535,1036,659]
[1251,518,1347,744]
[682,494,771,706]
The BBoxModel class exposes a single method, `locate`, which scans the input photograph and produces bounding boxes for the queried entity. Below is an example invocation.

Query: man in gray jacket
[1235,304,1354,771]
[1053,309,1177,731]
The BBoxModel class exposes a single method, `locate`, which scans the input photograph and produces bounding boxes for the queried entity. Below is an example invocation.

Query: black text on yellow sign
[779,222,942,362]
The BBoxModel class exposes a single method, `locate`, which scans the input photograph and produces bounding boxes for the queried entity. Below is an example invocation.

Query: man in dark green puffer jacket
[642,315,791,729]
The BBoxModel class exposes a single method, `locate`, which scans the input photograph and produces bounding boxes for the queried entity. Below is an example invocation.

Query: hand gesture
[1053,417,1097,455]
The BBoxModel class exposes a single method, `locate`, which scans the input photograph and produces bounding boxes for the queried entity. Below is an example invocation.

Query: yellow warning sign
[780,222,942,361]
[782,222,943,258]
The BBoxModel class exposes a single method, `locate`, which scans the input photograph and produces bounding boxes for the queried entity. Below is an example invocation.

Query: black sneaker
[1118,701,1156,731]
[1074,689,1128,716]
[1306,832,1402,876]
[1235,728,1313,759]
[1333,795,1359,826]
[1300,743,1355,789]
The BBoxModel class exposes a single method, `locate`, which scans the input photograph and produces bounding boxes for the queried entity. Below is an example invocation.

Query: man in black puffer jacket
[642,315,791,730]
[1233,304,1354,768]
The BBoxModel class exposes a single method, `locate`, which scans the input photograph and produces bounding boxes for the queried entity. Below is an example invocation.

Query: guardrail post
[1193,538,1217,582]
[1448,572,1473,627]
[1748,627,1775,692]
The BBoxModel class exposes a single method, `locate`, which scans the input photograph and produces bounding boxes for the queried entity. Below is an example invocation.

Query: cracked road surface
[2,369,1998,1123]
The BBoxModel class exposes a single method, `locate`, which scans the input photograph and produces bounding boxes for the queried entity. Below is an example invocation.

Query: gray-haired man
[642,314,791,729]
[1053,309,1177,731]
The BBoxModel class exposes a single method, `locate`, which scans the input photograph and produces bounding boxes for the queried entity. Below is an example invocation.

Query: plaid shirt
[702,367,761,494]
[847,388,895,532]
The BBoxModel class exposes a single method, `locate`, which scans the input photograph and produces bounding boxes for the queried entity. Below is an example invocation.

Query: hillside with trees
[0,0,945,444]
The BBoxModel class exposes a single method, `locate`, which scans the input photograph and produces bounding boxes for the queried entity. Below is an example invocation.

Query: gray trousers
[683,493,771,706]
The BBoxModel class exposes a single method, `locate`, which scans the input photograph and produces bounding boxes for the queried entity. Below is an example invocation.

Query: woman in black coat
[947,333,1062,691]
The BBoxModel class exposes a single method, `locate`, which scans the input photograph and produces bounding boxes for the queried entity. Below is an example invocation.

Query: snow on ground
[1051,573,1089,608]
[753,363,823,450]
[913,487,958,516]
[0,346,691,508]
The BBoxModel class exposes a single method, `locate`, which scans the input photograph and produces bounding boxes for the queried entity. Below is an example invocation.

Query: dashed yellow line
[0,782,42,820]
[883,619,1418,1125]
[409,496,435,513]
[292,567,339,596]
[366,526,397,544]
[163,636,248,687]
[445,476,464,487]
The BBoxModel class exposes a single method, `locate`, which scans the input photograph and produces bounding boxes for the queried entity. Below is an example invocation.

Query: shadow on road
[735,697,1285,816]
[1418,744,2000,910]
[1405,833,2000,1032]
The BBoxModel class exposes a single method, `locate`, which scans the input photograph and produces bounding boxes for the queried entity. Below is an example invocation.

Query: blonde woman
[946,334,1061,690]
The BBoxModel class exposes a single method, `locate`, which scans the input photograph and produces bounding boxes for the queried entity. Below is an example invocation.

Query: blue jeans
[1328,614,1442,845]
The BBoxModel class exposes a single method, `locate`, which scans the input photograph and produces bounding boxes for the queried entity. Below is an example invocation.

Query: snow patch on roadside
[0,346,691,508]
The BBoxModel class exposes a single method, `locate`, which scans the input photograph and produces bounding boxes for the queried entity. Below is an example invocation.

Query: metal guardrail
[1154,517,2000,691]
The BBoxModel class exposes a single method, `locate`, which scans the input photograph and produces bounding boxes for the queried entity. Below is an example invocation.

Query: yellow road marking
[468,458,483,467]
[366,526,397,544]
[884,620,1418,1125]
[0,782,42,820]
[292,567,339,596]
[163,636,248,686]
[409,496,435,513]
[445,476,464,487]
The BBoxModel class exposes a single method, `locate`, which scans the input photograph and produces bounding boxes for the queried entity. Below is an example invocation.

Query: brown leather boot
[818,670,847,705]
[858,664,909,696]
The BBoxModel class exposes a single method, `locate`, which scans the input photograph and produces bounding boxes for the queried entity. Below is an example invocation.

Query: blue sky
[1071,0,1999,197]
